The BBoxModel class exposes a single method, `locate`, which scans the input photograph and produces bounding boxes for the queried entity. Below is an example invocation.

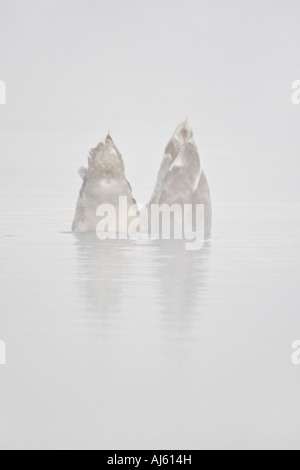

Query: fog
[0,0,299,209]
[1,0,300,451]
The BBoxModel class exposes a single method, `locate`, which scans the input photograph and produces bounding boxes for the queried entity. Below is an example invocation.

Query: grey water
[0,203,300,450]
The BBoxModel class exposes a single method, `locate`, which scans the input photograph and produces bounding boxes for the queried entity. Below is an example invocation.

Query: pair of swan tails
[72,120,212,237]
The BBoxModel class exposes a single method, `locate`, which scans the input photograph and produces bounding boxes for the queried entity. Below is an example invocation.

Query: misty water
[1,0,300,451]
[0,202,300,450]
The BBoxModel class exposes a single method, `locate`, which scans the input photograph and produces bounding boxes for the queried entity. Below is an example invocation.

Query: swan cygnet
[148,120,212,237]
[72,135,136,233]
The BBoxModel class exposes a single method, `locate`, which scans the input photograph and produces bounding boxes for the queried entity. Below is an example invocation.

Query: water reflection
[74,234,128,324]
[152,240,210,336]
[74,234,210,335]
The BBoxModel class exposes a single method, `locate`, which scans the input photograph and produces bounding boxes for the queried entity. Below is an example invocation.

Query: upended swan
[147,119,212,237]
[72,120,212,237]
[72,134,137,233]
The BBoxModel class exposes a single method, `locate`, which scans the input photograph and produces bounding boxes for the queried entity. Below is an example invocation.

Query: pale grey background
[0,0,300,450]
[0,0,299,207]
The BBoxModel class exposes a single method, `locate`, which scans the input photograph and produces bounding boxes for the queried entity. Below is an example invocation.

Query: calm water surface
[0,204,300,449]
